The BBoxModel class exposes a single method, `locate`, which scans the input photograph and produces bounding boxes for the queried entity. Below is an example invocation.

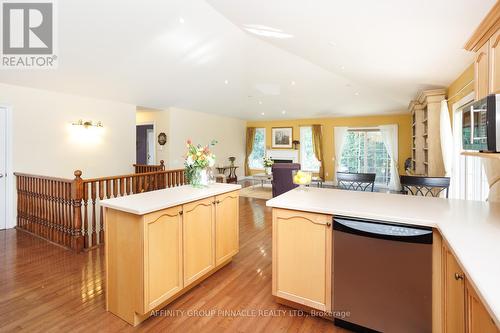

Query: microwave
[462,94,500,152]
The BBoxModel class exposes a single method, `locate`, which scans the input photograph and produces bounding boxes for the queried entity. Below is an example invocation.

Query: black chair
[400,176,450,198]
[336,172,376,192]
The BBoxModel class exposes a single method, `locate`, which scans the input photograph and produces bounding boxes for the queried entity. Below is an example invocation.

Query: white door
[0,108,6,230]
[146,128,155,165]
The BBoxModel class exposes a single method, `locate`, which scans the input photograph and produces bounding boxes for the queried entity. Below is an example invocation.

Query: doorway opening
[136,123,156,165]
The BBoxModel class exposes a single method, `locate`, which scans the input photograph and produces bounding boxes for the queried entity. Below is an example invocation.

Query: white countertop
[266,188,500,328]
[100,183,241,215]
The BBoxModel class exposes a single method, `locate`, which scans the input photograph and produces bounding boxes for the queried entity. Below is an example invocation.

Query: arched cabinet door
[474,41,489,100]
[215,191,239,266]
[489,30,500,94]
[182,197,215,287]
[272,208,332,312]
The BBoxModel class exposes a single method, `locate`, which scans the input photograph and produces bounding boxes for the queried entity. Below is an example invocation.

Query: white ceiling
[0,0,495,120]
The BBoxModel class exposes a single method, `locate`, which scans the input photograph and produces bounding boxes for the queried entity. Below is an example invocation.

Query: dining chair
[271,163,301,197]
[400,176,451,198]
[336,172,376,192]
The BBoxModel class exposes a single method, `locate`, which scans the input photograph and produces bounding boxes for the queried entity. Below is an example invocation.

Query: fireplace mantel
[266,149,299,163]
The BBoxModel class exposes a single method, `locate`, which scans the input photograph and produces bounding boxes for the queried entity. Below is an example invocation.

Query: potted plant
[263,157,274,175]
[184,139,217,188]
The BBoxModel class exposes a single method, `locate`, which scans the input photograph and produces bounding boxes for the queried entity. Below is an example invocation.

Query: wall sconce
[72,119,103,128]
[69,119,104,145]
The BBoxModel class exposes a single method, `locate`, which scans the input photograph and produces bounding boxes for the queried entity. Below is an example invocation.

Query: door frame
[0,105,14,229]
[136,121,156,165]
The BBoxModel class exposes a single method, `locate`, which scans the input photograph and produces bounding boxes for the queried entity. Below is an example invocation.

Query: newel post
[71,170,84,253]
[160,160,165,170]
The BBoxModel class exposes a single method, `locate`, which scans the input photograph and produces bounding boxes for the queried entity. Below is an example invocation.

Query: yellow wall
[447,64,474,119]
[247,114,412,181]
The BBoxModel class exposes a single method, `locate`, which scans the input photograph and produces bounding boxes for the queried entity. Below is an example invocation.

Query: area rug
[239,184,273,200]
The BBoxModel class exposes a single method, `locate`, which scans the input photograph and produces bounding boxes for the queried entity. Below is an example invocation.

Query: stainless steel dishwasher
[333,216,433,333]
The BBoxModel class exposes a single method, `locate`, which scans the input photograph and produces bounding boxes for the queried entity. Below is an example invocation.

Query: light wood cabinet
[215,191,239,265]
[143,207,183,311]
[489,29,500,94]
[475,42,490,100]
[105,189,240,326]
[443,243,466,333]
[272,208,332,312]
[466,280,499,333]
[183,197,216,287]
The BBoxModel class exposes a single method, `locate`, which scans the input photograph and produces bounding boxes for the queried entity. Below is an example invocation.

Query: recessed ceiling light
[224,79,229,85]
[281,110,286,114]
[261,112,265,116]
[329,41,337,47]
[340,66,345,70]
[258,101,263,105]
[354,92,359,96]
[179,17,185,24]
[291,81,296,86]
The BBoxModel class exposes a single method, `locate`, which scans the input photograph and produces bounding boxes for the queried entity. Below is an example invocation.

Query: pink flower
[187,139,192,145]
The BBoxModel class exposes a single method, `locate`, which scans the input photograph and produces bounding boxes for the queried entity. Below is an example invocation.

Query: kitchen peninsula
[101,183,241,326]
[267,188,500,333]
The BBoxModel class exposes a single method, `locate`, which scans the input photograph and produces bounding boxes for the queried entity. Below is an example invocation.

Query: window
[451,96,489,201]
[248,128,266,169]
[300,126,320,172]
[339,130,391,186]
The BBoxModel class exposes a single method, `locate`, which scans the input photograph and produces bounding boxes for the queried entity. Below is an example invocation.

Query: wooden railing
[133,160,165,173]
[15,168,185,252]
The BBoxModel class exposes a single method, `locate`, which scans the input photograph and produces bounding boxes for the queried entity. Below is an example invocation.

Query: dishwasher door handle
[333,217,433,244]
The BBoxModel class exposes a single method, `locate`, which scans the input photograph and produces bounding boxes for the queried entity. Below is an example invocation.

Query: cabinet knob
[454,273,464,281]
[326,222,331,227]
[179,211,183,216]
[216,200,220,204]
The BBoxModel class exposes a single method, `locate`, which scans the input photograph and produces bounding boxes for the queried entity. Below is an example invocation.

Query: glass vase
[191,168,209,188]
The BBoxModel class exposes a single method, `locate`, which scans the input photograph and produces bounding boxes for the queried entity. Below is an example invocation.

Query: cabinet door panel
[272,209,332,312]
[475,42,490,100]
[490,30,500,94]
[443,244,465,333]
[183,197,215,286]
[144,207,183,312]
[215,191,239,265]
[466,280,499,333]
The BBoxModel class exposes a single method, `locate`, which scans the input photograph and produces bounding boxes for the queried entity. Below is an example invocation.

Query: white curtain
[379,124,400,191]
[334,127,348,184]
[440,99,453,177]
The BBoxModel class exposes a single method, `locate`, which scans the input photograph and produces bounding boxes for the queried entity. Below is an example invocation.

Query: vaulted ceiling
[0,0,495,119]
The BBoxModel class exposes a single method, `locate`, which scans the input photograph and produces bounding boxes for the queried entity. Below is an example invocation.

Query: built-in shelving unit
[408,89,446,176]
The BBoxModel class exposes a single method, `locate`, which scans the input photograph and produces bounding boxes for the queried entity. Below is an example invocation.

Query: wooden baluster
[120,178,125,197]
[83,182,89,249]
[49,180,54,242]
[66,182,72,248]
[99,180,105,245]
[132,176,137,194]
[71,170,84,252]
[126,177,131,195]
[106,179,111,199]
[91,182,97,247]
[154,173,158,190]
[138,176,143,193]
[113,178,118,198]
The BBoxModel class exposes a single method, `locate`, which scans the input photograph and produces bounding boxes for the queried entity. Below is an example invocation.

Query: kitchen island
[266,188,500,332]
[101,183,241,326]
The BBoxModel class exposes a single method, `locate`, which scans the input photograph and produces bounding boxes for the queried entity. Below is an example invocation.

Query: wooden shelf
[461,152,500,160]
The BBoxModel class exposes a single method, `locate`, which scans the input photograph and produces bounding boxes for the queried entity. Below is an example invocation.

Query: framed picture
[272,127,293,148]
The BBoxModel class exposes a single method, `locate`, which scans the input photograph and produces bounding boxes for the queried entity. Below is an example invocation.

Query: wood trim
[464,2,500,51]
[433,231,444,333]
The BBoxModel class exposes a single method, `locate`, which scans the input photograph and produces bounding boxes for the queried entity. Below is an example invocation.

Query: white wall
[0,83,136,179]
[167,107,246,178]
[136,107,170,167]
[0,83,136,228]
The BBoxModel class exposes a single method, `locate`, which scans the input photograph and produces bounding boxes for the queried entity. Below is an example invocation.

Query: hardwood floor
[0,197,348,332]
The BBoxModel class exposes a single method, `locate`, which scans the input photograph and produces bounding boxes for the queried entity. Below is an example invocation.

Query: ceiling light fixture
[354,92,359,96]
[224,79,229,85]
[242,24,293,39]
[281,110,286,114]
[258,101,262,105]
[291,81,296,85]
[340,66,345,70]
[179,17,185,24]
[329,41,337,47]
[261,112,265,116]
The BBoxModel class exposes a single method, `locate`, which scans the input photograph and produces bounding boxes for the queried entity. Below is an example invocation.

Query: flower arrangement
[263,157,274,167]
[184,139,217,187]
